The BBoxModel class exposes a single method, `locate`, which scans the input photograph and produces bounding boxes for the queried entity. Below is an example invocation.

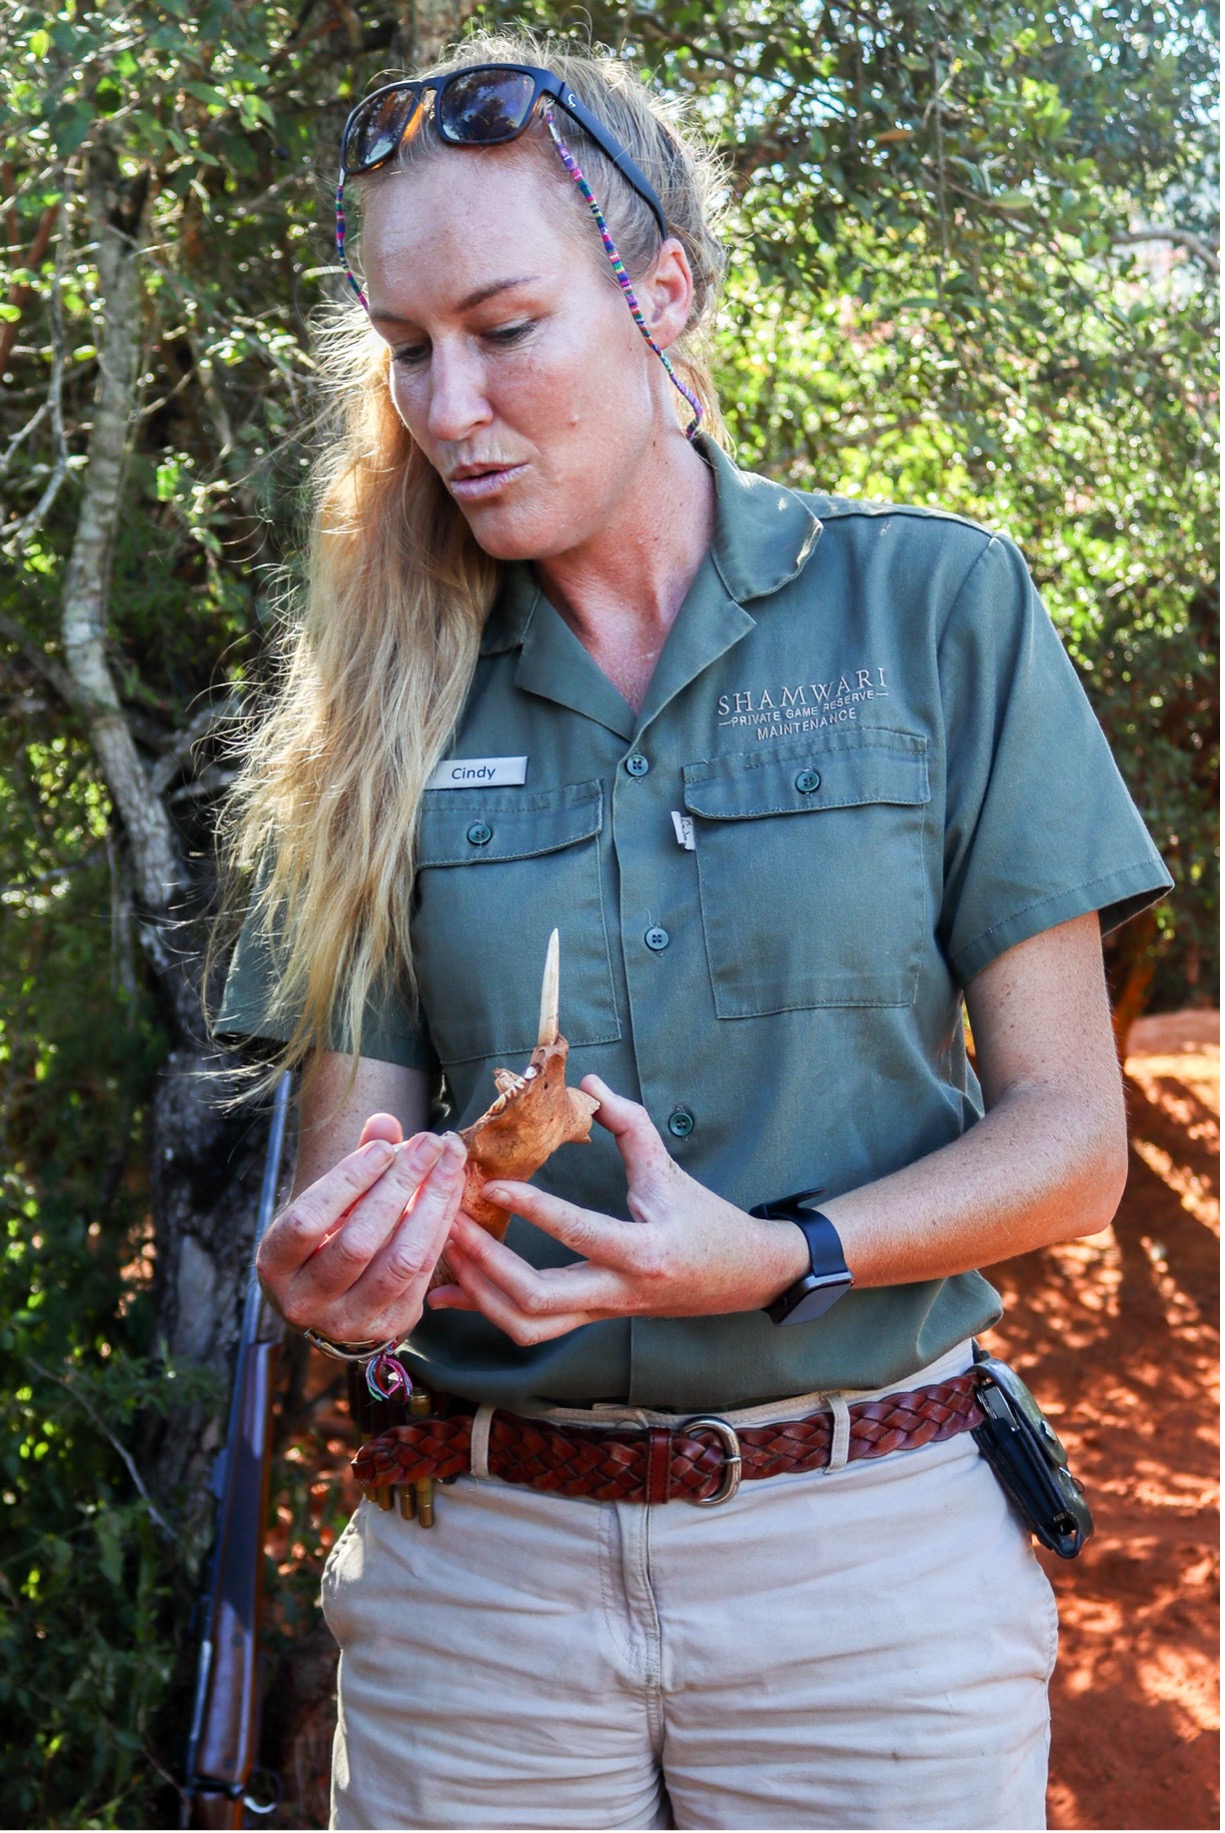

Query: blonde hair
[216,31,729,1077]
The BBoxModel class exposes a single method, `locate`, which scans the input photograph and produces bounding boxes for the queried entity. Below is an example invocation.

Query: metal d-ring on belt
[351,1371,987,1515]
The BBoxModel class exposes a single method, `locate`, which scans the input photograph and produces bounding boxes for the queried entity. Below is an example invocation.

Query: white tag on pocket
[426,755,528,789]
[671,810,696,851]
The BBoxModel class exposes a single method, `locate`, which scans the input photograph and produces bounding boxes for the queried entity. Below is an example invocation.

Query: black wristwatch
[750,1187,854,1326]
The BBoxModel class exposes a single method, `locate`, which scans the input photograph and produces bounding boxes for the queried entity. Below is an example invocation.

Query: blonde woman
[217,34,1171,1832]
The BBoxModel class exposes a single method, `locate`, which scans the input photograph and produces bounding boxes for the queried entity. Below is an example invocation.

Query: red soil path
[983,1010,1220,1831]
[267,1010,1221,1830]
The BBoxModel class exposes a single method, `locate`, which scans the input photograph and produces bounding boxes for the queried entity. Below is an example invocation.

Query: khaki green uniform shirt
[219,436,1172,1411]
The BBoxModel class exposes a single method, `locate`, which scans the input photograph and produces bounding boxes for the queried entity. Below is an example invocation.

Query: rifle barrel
[184,1073,291,1827]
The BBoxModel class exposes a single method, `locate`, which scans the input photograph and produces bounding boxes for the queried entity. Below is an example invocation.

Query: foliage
[0,0,1217,1822]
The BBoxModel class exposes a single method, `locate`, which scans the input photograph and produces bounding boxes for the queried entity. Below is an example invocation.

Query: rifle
[183,1072,291,1829]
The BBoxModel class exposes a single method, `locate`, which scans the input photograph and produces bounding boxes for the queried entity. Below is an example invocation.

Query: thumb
[358,1111,404,1149]
[582,1076,671,1192]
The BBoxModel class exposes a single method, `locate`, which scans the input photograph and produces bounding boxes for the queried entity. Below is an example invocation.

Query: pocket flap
[683,728,929,820]
[417,778,603,866]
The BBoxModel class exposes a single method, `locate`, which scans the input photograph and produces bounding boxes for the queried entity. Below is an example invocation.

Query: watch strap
[756,1202,854,1326]
[791,1211,848,1282]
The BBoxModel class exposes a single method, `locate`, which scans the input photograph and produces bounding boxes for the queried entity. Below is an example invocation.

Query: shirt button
[795,769,822,795]
[466,821,493,846]
[644,926,670,952]
[625,752,650,777]
[667,1106,695,1139]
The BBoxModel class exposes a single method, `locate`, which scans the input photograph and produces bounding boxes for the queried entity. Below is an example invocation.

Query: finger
[478,1180,643,1264]
[447,1212,627,1315]
[350,1135,467,1314]
[358,1112,404,1149]
[257,1138,397,1284]
[426,1280,477,1312]
[440,1237,596,1345]
[580,1077,673,1194]
[298,1131,447,1299]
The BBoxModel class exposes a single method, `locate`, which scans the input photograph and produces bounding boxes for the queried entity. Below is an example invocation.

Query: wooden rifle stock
[184,1075,291,1828]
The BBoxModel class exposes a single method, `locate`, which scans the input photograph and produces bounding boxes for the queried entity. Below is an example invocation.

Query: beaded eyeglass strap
[542,107,702,439]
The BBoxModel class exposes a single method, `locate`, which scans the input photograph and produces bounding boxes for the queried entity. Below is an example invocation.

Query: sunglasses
[335,62,702,437]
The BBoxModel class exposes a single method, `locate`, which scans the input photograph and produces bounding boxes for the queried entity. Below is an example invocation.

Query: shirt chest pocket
[412,778,621,1064]
[682,729,931,1017]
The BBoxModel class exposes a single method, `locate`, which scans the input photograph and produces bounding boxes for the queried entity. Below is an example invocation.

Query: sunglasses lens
[345,89,421,172]
[437,69,537,144]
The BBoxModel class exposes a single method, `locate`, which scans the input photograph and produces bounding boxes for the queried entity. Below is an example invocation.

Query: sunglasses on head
[335,62,702,437]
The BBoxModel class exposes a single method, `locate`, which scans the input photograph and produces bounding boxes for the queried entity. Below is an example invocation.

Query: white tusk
[537,927,560,1045]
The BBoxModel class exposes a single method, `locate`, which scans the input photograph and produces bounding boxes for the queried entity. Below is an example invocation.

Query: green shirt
[218,436,1172,1411]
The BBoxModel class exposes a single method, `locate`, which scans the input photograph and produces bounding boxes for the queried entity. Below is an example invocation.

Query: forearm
[817,1076,1128,1290]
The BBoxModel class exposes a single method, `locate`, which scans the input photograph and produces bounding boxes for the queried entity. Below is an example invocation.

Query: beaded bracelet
[302,1328,413,1401]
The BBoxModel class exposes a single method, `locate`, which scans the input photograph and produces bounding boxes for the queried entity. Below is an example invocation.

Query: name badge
[426,755,528,789]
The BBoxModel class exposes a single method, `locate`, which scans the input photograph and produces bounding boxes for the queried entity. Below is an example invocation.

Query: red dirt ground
[266,1009,1221,1831]
[983,1010,1220,1832]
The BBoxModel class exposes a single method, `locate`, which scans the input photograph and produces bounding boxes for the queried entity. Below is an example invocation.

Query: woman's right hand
[256,1123,467,1347]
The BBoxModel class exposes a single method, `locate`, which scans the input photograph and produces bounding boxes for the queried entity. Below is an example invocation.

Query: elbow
[1052,1089,1130,1244]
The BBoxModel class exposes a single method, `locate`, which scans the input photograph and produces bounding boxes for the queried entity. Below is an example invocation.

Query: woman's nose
[426,344,492,442]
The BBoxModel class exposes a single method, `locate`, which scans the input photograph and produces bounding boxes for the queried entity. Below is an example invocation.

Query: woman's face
[358,145,691,562]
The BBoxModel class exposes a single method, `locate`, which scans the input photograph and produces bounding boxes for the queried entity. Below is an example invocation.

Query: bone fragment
[428,930,598,1289]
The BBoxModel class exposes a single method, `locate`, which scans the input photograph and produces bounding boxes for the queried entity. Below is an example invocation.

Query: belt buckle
[681,1415,743,1506]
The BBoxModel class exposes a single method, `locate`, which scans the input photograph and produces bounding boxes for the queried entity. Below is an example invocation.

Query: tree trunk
[59,152,272,1549]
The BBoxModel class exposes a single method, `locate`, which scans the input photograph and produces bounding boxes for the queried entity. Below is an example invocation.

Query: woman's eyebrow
[369,275,544,326]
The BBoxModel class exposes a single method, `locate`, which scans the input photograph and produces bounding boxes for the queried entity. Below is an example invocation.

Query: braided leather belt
[353,1369,986,1507]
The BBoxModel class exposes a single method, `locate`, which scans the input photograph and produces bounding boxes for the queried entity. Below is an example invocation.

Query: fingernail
[440,1132,466,1164]
[363,1140,395,1167]
[484,1185,508,1205]
[406,1133,444,1168]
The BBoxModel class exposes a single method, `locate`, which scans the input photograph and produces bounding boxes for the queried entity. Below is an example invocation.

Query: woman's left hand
[427,1076,806,1344]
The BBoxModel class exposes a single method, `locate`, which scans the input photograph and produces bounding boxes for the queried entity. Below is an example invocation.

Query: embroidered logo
[716,668,889,741]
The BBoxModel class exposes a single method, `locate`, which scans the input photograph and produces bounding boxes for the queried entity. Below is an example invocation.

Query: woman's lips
[448,462,528,503]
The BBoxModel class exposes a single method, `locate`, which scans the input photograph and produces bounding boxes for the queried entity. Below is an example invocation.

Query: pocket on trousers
[413,778,621,1063]
[683,727,931,1017]
[319,1506,362,1645]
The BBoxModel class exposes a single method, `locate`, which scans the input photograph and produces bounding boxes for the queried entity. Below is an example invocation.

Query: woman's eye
[486,321,535,348]
[392,344,428,368]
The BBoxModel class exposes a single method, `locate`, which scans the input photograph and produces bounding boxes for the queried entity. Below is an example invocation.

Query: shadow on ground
[982,1010,1219,1832]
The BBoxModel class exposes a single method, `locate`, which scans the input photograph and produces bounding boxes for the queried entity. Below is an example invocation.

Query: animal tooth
[537,927,560,1046]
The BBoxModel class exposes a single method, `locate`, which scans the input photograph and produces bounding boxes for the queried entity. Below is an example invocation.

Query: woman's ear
[644,236,695,350]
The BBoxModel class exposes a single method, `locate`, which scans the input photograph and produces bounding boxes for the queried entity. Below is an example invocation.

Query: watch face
[781,1275,852,1326]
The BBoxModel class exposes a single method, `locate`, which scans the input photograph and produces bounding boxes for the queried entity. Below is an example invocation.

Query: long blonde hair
[217,31,729,1075]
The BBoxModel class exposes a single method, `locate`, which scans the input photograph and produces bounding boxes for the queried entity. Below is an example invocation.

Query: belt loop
[469,1403,495,1481]
[644,1427,673,1505]
[827,1395,851,1471]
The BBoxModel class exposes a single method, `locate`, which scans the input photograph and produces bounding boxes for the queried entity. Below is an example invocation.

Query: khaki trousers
[322,1342,1057,1831]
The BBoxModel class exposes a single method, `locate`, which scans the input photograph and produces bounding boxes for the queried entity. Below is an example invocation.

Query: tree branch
[1,236,70,555]
[59,156,186,912]
[0,201,59,375]
[1113,227,1220,273]
[147,693,240,796]
[0,606,78,704]
[27,1357,176,1540]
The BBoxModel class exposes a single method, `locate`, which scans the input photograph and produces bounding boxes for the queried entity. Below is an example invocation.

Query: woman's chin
[458,497,576,565]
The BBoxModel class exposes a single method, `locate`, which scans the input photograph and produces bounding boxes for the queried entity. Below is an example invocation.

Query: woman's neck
[532,432,716,717]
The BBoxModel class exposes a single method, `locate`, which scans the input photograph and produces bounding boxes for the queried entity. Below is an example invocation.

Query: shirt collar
[478,434,822,657]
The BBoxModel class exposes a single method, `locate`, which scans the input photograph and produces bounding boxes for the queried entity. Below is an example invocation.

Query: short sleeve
[938,531,1173,986]
[213,901,440,1071]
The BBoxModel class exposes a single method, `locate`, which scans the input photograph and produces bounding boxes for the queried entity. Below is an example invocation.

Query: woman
[217,33,1172,1832]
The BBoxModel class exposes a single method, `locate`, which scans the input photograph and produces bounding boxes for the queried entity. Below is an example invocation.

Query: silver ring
[682,1415,743,1506]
